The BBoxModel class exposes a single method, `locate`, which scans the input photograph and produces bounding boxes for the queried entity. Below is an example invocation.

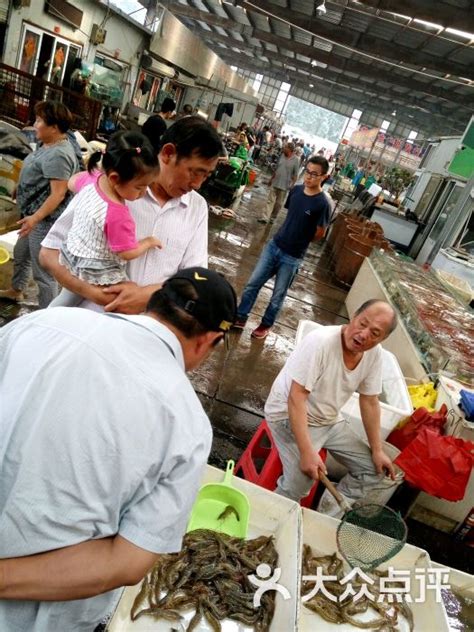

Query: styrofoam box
[431,561,474,602]
[300,508,451,632]
[107,465,302,632]
[295,320,412,440]
[0,229,19,258]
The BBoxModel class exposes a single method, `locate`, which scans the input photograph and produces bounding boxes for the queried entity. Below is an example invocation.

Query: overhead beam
[236,0,473,79]
[215,49,465,134]
[213,47,442,130]
[204,43,458,123]
[359,0,474,33]
[196,27,470,117]
[166,3,473,108]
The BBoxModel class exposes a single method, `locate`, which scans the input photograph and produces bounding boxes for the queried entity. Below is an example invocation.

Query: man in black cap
[0,267,236,632]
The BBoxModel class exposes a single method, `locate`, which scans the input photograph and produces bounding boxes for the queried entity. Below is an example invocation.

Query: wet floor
[1,169,472,578]
[189,173,349,469]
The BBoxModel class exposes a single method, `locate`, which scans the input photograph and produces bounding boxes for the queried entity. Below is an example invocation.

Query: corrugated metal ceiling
[164,0,474,135]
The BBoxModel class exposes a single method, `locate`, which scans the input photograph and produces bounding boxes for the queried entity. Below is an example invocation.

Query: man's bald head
[353,299,397,336]
[342,299,397,355]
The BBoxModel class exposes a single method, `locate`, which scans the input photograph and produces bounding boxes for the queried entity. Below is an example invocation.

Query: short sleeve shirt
[265,326,383,425]
[272,154,300,190]
[0,308,212,631]
[42,188,209,311]
[16,139,78,222]
[273,185,330,258]
[64,180,139,259]
[73,169,100,192]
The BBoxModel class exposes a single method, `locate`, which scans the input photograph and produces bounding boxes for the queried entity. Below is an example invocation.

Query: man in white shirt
[0,267,237,632]
[265,300,397,516]
[39,116,224,314]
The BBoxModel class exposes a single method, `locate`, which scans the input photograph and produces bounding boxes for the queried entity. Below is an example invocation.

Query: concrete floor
[192,173,473,575]
[0,170,472,575]
[190,172,349,470]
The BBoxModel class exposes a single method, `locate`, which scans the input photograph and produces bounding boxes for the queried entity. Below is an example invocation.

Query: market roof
[153,0,474,137]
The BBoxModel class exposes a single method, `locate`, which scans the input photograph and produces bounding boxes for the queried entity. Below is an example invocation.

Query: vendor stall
[370,203,420,251]
[106,467,459,632]
[200,156,250,209]
[107,466,301,631]
[346,250,473,385]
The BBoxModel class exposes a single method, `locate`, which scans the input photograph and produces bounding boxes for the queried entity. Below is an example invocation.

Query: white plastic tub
[0,228,19,258]
[300,508,451,632]
[295,320,412,440]
[107,465,302,632]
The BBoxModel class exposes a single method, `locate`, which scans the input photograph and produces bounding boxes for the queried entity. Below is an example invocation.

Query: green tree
[381,167,415,200]
[284,97,346,143]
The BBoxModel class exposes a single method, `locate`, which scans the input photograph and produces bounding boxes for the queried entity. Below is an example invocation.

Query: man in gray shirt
[0,267,237,632]
[259,142,300,224]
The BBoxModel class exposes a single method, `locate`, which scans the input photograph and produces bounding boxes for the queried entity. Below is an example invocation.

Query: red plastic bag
[394,427,474,501]
[387,404,448,451]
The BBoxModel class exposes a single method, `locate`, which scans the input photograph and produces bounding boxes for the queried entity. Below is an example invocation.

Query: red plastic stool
[235,419,327,509]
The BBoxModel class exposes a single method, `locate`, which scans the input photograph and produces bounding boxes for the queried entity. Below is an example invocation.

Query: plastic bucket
[335,234,374,285]
[0,246,9,265]
[345,232,376,257]
[332,217,365,259]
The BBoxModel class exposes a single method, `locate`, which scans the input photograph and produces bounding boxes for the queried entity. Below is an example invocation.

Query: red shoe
[232,318,247,330]
[251,324,272,339]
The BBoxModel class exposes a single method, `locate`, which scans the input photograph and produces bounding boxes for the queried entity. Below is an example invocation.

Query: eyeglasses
[304,169,324,179]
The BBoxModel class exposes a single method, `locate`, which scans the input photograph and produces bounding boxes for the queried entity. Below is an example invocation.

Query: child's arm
[116,236,162,261]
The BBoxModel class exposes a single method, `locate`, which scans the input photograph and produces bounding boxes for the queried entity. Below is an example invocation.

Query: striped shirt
[42,187,209,308]
[64,183,138,260]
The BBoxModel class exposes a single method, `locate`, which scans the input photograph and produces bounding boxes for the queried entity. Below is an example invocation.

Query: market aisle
[0,174,472,575]
[188,173,349,467]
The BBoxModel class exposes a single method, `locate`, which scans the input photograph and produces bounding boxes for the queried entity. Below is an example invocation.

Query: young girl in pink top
[51,131,161,307]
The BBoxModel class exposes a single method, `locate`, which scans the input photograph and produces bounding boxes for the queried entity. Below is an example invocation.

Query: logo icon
[248,564,291,607]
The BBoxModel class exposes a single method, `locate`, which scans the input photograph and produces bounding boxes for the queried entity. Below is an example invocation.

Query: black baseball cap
[160,267,237,332]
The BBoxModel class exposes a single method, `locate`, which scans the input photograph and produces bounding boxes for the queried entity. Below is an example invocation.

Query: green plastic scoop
[187,460,250,538]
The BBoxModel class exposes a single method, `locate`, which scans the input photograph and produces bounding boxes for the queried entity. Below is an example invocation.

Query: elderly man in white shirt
[40,116,224,314]
[265,300,398,517]
[0,267,237,632]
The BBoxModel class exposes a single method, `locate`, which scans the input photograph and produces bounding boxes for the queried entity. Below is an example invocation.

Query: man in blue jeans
[233,155,330,339]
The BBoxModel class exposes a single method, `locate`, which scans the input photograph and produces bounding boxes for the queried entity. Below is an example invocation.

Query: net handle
[320,473,351,512]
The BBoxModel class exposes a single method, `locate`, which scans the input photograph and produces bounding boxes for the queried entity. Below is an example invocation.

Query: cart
[201,156,250,208]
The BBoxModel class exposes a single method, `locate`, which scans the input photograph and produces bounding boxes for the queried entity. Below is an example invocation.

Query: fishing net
[336,503,407,571]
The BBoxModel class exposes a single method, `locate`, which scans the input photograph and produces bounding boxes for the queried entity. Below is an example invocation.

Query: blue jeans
[237,239,301,327]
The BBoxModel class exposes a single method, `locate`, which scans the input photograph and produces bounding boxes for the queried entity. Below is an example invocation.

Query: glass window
[85,55,127,107]
[253,73,263,91]
[133,71,161,110]
[19,28,40,75]
[153,79,182,113]
[17,24,82,87]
